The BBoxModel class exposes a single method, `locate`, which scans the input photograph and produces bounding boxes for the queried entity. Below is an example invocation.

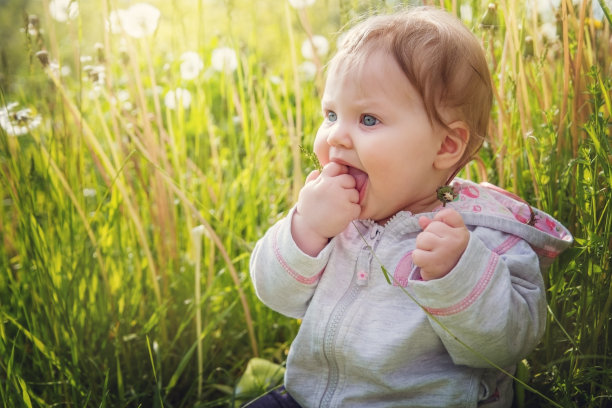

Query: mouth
[347,166,368,204]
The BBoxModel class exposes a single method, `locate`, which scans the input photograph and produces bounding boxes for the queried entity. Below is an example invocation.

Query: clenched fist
[412,208,469,281]
[291,162,361,256]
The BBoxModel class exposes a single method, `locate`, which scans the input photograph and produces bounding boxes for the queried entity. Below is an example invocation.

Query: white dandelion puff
[49,0,79,23]
[107,3,160,38]
[83,188,97,198]
[460,4,473,24]
[298,61,317,81]
[191,225,206,238]
[180,51,204,80]
[0,103,43,137]
[107,9,127,34]
[269,75,283,85]
[288,0,316,9]
[539,22,558,44]
[211,47,238,73]
[164,88,192,110]
[301,35,329,60]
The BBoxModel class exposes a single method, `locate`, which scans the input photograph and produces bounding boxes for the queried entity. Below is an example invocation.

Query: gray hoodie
[250,179,572,408]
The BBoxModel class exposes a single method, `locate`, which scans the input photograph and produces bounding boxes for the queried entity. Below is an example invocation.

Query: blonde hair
[329,6,493,169]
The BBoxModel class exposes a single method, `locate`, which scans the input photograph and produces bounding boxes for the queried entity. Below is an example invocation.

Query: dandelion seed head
[191,225,206,237]
[0,103,42,137]
[164,88,192,110]
[211,47,238,73]
[539,22,558,44]
[526,0,560,24]
[180,51,204,80]
[298,61,317,81]
[83,64,106,85]
[83,188,97,198]
[49,0,79,23]
[288,0,316,9]
[107,10,127,34]
[269,75,283,85]
[460,4,473,24]
[24,16,41,37]
[117,90,131,102]
[60,65,71,77]
[108,3,160,38]
[48,61,61,78]
[301,35,329,60]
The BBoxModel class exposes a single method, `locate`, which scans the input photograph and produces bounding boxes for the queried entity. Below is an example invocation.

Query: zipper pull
[369,225,381,240]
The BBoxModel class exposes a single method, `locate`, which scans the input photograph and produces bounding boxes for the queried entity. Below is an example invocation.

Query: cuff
[272,207,335,284]
[409,234,499,315]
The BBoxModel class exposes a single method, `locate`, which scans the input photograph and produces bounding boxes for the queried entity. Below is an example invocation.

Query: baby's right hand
[292,162,361,256]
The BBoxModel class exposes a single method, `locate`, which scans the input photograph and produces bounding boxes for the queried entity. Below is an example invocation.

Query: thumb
[418,215,432,230]
[432,208,465,228]
[305,170,320,184]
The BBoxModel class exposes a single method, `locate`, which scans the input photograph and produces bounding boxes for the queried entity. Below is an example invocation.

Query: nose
[326,120,353,149]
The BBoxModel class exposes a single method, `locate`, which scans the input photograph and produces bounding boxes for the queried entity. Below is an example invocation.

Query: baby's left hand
[412,208,469,281]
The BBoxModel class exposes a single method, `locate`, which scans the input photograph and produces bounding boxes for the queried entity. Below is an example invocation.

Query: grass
[0,0,610,407]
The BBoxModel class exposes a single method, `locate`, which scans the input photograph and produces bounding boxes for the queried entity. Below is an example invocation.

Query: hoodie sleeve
[408,227,548,368]
[249,207,334,319]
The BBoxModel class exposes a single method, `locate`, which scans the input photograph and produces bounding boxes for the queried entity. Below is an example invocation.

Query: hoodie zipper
[319,225,383,407]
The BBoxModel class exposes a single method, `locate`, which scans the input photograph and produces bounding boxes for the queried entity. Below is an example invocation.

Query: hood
[446,178,573,269]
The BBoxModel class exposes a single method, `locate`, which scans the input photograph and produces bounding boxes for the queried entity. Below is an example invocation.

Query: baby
[249,6,572,408]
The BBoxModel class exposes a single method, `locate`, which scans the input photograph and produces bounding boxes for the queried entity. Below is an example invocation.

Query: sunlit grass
[0,0,610,407]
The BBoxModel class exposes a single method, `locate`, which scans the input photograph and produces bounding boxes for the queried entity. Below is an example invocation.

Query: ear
[433,121,469,171]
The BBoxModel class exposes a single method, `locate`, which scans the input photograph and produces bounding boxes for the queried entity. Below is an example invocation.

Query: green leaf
[234,358,285,399]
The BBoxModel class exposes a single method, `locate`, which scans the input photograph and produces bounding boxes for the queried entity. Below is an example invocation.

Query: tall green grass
[0,0,610,407]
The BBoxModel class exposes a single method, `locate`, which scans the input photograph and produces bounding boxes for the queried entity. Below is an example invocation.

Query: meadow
[0,0,610,407]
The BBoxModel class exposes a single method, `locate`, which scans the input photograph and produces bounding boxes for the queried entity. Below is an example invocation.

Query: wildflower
[211,47,238,73]
[288,0,316,9]
[108,3,160,38]
[49,0,79,23]
[164,88,192,110]
[180,51,204,80]
[479,3,497,29]
[301,35,329,60]
[0,103,43,137]
[298,61,317,81]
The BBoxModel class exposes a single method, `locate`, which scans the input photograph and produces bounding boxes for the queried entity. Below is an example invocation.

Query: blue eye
[362,114,378,126]
[327,111,337,122]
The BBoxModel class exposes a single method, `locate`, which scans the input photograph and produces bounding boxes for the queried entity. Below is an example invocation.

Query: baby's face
[314,50,447,222]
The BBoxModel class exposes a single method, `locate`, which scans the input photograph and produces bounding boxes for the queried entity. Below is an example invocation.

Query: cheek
[313,129,330,164]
